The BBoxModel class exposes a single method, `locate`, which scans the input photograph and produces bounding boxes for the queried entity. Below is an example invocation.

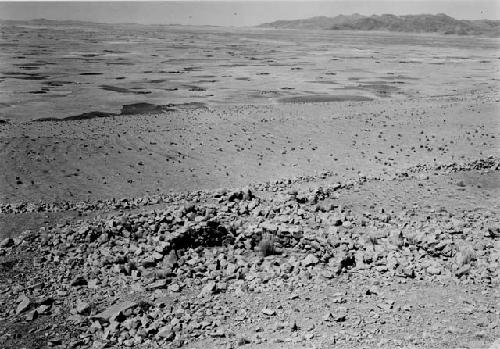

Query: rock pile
[0,158,499,348]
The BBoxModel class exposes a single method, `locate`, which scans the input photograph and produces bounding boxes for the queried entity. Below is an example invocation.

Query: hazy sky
[0,1,498,27]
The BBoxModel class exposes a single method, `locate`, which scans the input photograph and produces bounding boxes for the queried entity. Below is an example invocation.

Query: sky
[0,1,498,27]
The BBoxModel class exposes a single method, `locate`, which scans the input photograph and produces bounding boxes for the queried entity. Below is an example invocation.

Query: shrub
[367,233,378,246]
[456,245,476,266]
[259,233,276,257]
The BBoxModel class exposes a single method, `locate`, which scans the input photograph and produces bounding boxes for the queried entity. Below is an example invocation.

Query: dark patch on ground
[100,85,152,94]
[33,102,206,122]
[279,95,373,103]
[120,103,175,115]
[308,80,338,84]
[1,72,47,80]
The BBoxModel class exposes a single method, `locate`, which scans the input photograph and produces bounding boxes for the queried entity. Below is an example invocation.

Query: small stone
[322,270,335,279]
[48,339,63,347]
[402,266,415,278]
[210,330,226,338]
[324,309,347,322]
[0,237,14,248]
[92,301,137,322]
[302,254,319,267]
[106,320,120,335]
[455,264,471,278]
[37,304,50,314]
[199,281,217,297]
[426,265,441,275]
[262,308,276,316]
[147,279,167,290]
[16,296,31,314]
[152,252,163,261]
[76,300,91,315]
[217,282,227,292]
[332,296,345,304]
[70,276,88,287]
[226,263,238,276]
[26,309,38,321]
[237,337,251,346]
[304,332,314,340]
[306,323,315,331]
[169,283,181,293]
[335,308,348,322]
[342,221,352,228]
[486,226,500,239]
[158,326,175,341]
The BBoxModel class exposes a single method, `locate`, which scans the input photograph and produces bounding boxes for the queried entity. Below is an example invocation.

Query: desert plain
[0,20,499,349]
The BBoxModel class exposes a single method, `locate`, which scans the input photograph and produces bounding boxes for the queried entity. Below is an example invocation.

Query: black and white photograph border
[0,1,499,348]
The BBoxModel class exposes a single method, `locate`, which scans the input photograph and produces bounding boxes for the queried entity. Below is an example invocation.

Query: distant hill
[259,13,500,36]
[257,14,365,30]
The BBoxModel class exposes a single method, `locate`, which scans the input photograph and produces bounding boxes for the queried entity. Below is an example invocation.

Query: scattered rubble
[0,158,499,348]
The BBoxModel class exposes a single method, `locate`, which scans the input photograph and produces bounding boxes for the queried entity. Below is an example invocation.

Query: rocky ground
[0,155,499,349]
[0,23,499,349]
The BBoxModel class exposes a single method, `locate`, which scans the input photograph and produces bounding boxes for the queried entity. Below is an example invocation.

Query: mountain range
[258,14,500,36]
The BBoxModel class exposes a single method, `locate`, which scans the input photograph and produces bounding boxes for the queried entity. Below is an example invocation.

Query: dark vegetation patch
[100,85,151,94]
[1,72,47,80]
[17,66,40,70]
[147,79,166,83]
[188,86,206,92]
[43,81,73,87]
[64,111,116,121]
[358,83,400,96]
[279,95,373,103]
[220,64,248,67]
[308,80,338,84]
[379,75,419,80]
[105,61,134,66]
[33,102,206,122]
[120,103,175,115]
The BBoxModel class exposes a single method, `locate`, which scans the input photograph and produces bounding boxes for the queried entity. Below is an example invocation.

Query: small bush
[259,233,276,257]
[456,245,476,266]
[367,234,378,246]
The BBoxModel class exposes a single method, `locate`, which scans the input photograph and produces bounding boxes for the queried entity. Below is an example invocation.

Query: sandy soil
[1,93,498,206]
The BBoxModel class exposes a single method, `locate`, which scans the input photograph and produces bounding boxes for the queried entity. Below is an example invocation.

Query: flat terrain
[0,21,499,121]
[0,95,498,205]
[0,21,499,349]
